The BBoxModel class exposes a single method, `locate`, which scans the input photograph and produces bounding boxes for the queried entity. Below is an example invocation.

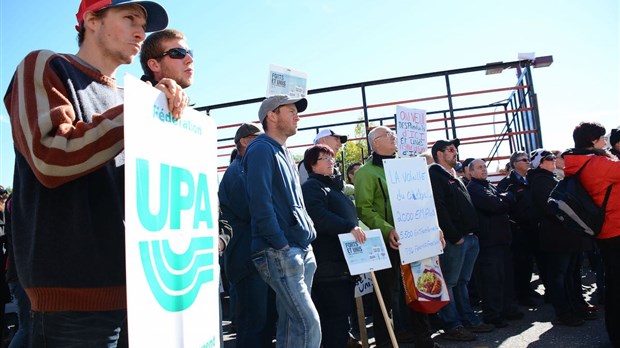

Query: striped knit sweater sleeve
[4,50,125,188]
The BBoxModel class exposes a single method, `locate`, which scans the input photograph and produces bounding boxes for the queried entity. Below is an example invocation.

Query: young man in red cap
[4,1,188,346]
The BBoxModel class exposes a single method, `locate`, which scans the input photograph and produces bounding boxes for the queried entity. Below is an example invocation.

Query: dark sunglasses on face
[517,158,530,163]
[543,155,557,161]
[156,47,193,60]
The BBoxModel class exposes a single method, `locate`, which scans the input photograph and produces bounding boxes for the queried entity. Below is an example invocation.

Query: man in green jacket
[355,126,440,348]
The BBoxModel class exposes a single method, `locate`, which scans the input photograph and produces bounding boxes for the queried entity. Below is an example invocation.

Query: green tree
[336,118,375,181]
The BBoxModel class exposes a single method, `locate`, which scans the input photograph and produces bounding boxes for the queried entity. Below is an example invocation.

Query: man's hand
[388,229,400,250]
[154,78,189,119]
[439,229,446,249]
[350,226,367,244]
[218,239,225,256]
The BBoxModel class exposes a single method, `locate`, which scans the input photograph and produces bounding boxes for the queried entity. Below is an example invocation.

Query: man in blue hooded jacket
[242,95,320,347]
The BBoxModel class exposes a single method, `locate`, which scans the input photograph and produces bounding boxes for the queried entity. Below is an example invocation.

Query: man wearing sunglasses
[497,151,543,308]
[429,139,495,341]
[140,28,194,88]
[4,1,190,346]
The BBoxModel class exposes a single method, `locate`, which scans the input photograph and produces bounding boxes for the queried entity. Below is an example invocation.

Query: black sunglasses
[156,47,193,60]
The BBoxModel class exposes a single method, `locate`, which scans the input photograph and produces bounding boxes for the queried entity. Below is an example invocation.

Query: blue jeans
[234,271,277,348]
[438,234,481,331]
[30,310,126,348]
[8,282,30,348]
[252,247,321,348]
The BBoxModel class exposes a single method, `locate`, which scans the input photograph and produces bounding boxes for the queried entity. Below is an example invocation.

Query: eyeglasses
[543,155,557,161]
[155,47,193,60]
[517,158,530,163]
[317,156,335,162]
[375,131,396,140]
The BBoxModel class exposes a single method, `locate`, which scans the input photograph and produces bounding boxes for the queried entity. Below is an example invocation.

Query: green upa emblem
[135,159,215,312]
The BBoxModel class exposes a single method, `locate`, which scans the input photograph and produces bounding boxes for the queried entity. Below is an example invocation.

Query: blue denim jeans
[8,282,30,348]
[30,310,126,348]
[252,247,321,348]
[438,234,481,331]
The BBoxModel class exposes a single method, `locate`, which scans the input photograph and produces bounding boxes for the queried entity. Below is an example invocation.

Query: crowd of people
[0,1,619,348]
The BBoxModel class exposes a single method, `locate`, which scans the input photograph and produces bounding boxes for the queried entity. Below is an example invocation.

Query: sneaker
[555,314,585,326]
[441,327,476,341]
[347,337,363,348]
[503,310,525,321]
[484,318,509,328]
[464,322,495,333]
[518,296,539,307]
[583,304,599,312]
[576,311,597,321]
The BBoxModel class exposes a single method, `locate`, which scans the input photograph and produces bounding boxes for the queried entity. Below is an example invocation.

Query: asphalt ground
[222,267,613,348]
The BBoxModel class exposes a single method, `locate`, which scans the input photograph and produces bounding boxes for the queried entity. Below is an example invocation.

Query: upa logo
[135,158,215,312]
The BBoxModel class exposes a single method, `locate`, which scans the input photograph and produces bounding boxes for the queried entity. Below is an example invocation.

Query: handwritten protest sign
[396,106,427,157]
[267,64,307,98]
[338,229,392,275]
[383,158,442,264]
[354,273,374,298]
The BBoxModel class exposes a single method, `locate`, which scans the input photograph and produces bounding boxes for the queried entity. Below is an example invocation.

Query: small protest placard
[267,64,307,98]
[338,229,392,275]
[396,106,427,157]
[354,273,374,298]
[383,157,442,264]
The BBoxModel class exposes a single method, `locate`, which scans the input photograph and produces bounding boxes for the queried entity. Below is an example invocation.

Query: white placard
[354,273,374,298]
[383,158,443,264]
[396,106,427,157]
[267,64,307,98]
[338,229,392,275]
[124,75,220,348]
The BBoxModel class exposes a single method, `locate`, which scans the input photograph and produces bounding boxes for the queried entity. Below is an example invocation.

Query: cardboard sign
[124,75,220,348]
[267,64,307,98]
[338,229,392,275]
[383,157,442,264]
[396,106,427,157]
[354,273,374,298]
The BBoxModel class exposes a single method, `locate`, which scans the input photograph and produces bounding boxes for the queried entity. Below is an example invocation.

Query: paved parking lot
[222,268,613,348]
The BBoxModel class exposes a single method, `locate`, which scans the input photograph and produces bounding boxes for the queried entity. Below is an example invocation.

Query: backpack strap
[601,184,613,210]
[574,157,593,177]
[575,157,613,210]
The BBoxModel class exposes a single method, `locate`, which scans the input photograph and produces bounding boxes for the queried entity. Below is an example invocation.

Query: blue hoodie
[242,134,316,253]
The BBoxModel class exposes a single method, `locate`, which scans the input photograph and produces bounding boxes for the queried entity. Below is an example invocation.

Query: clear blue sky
[1,0,618,186]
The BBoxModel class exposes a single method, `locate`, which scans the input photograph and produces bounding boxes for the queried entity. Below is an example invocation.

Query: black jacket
[302,173,357,282]
[428,164,479,244]
[498,171,538,232]
[527,168,583,253]
[467,178,513,247]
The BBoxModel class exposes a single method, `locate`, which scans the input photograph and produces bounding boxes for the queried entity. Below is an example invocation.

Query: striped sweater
[4,50,127,311]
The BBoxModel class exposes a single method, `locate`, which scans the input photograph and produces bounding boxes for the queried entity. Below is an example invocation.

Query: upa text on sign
[124,75,220,348]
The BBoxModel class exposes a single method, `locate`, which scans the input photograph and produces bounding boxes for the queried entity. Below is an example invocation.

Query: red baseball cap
[75,0,168,32]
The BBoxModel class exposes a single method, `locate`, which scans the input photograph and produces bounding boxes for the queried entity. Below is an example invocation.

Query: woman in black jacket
[301,144,366,348]
[527,149,588,326]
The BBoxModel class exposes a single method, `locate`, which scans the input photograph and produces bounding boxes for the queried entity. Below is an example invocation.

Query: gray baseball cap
[258,95,308,123]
